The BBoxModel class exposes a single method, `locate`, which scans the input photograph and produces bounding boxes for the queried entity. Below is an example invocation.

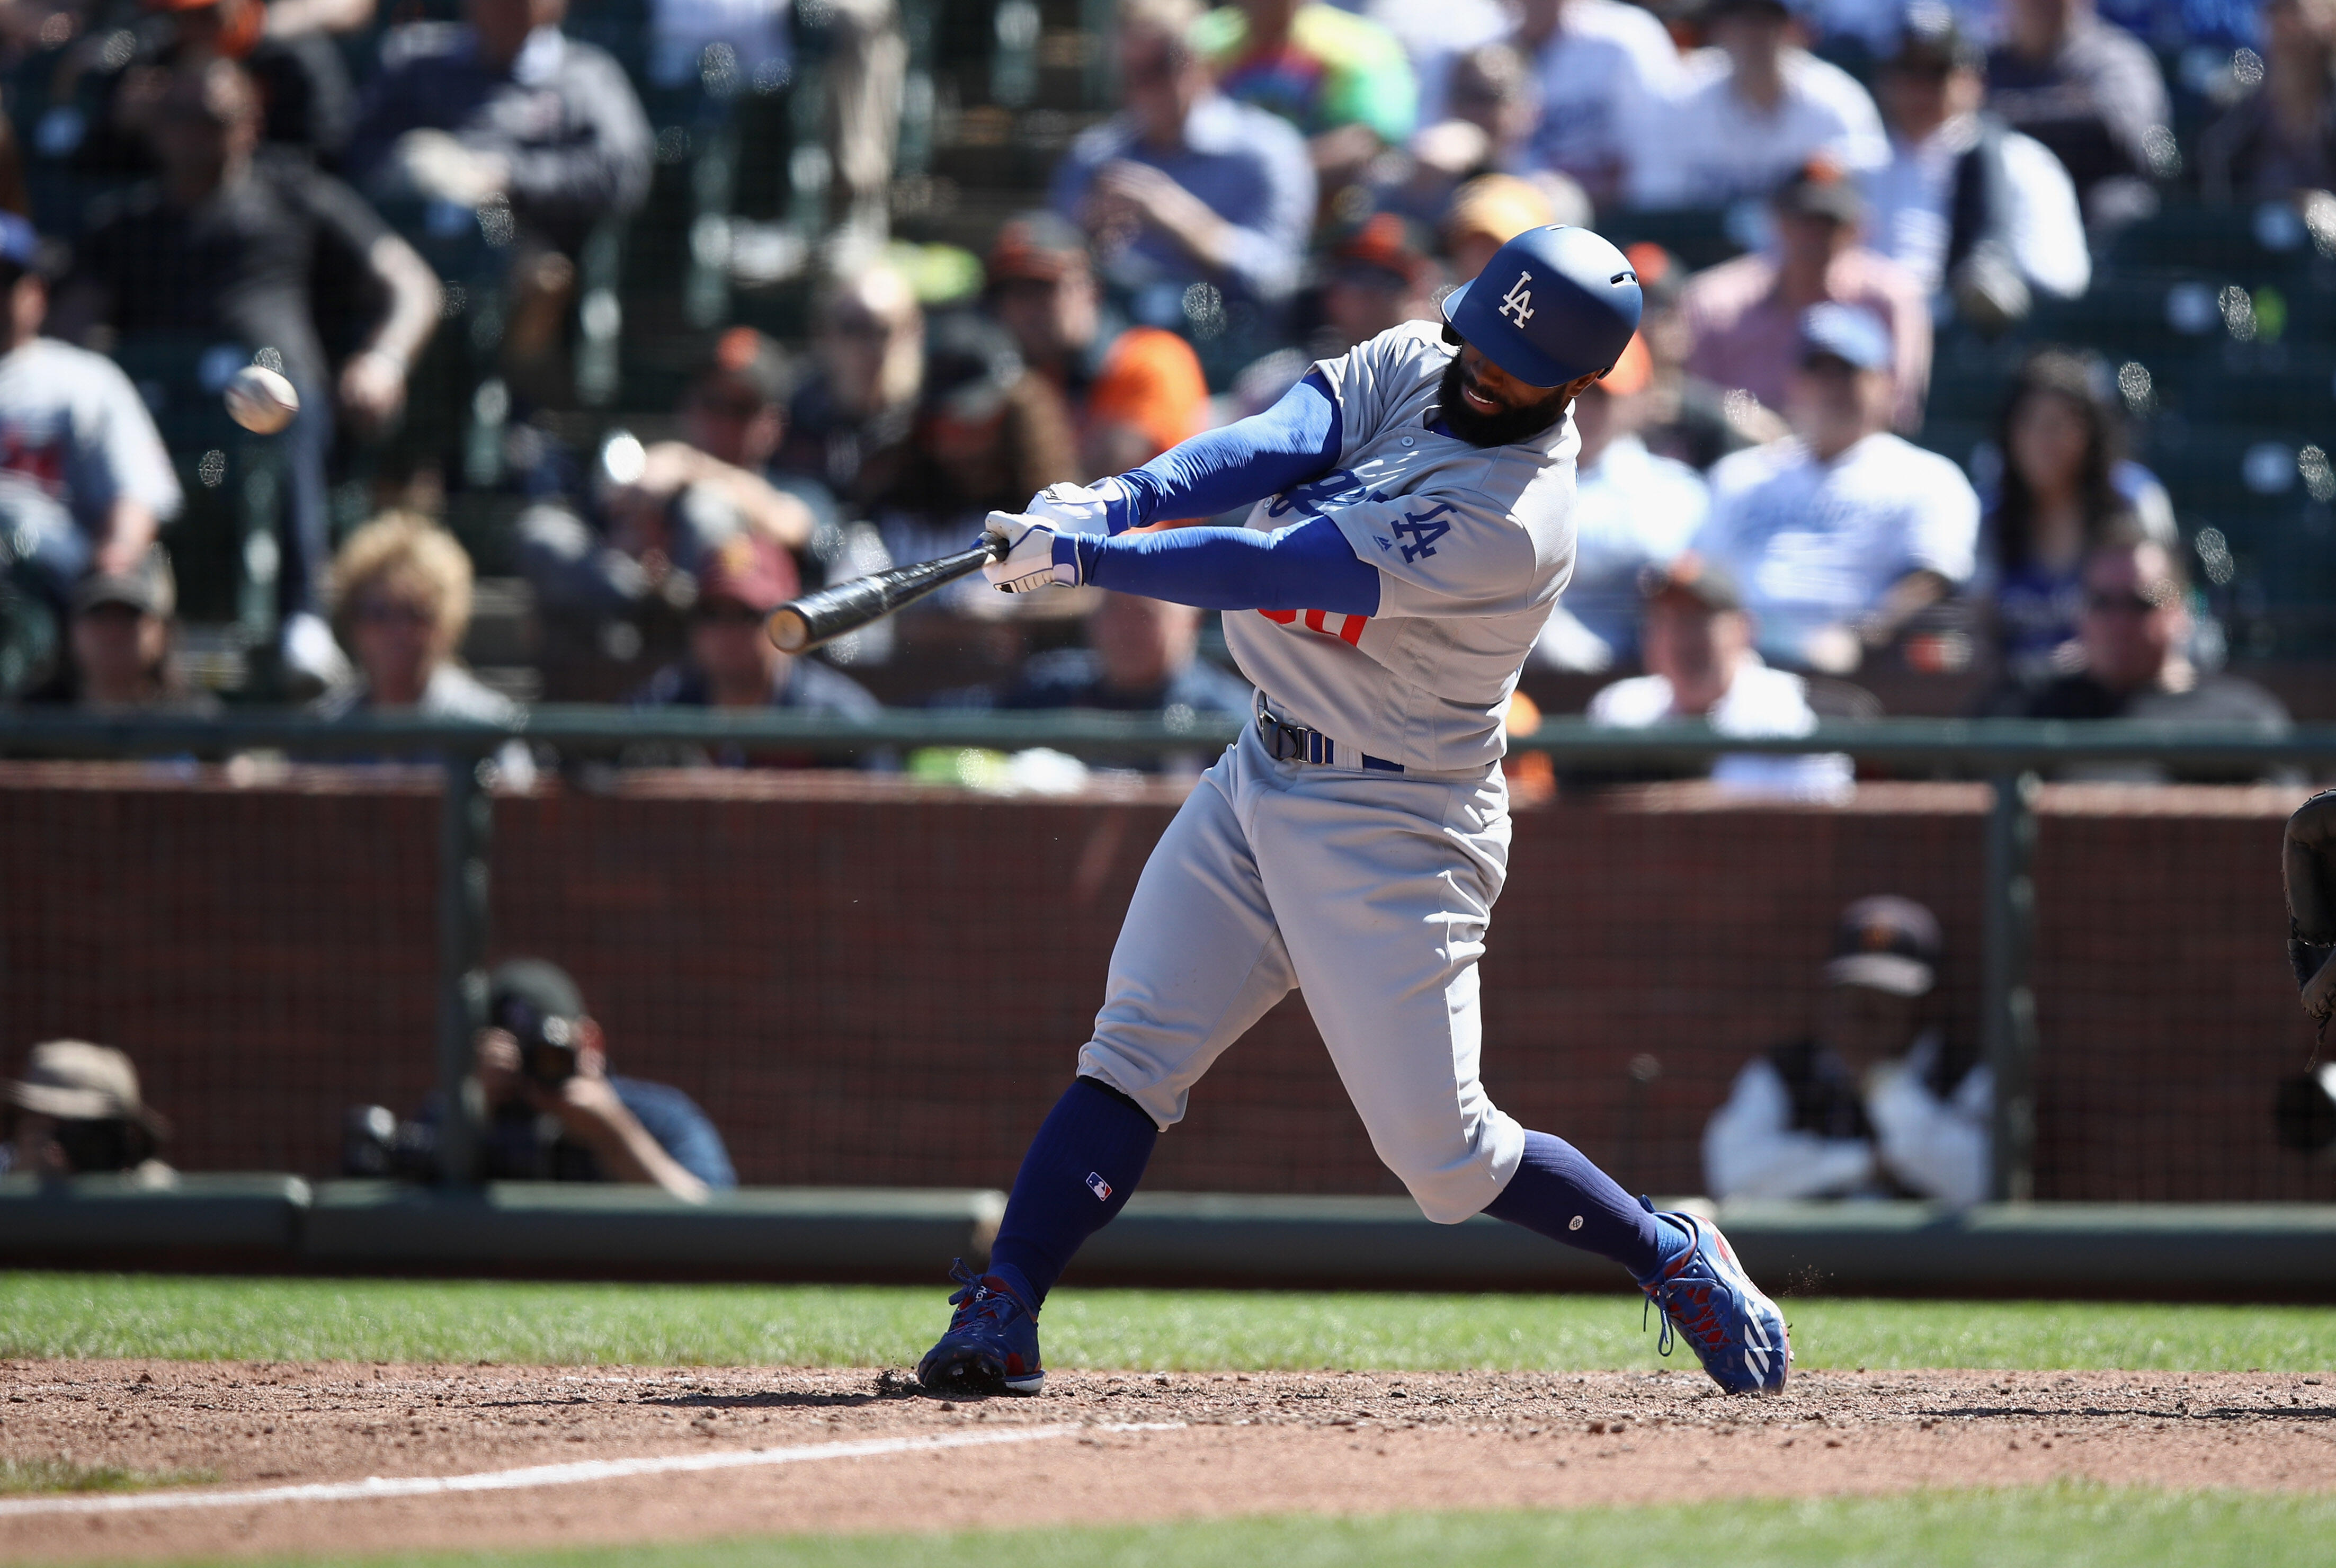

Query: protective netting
[3,761,2325,1203]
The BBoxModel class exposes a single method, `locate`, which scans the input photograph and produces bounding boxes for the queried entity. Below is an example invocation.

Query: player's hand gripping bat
[765,534,1008,653]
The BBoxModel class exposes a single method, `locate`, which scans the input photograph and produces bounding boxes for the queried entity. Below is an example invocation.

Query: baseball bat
[765,535,1007,653]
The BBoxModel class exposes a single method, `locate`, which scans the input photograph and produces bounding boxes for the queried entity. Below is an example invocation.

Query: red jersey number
[1259,608,1368,646]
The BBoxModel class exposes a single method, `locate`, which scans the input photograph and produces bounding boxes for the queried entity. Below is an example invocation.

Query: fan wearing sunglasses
[1989,530,2293,782]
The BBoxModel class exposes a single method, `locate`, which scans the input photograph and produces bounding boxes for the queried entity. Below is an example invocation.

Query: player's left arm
[987,510,1381,616]
[988,475,1536,618]
[1298,484,1548,618]
[1028,371,1345,536]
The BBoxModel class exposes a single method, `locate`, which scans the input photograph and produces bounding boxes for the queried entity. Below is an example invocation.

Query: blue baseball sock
[1482,1130,1690,1282]
[985,1076,1158,1309]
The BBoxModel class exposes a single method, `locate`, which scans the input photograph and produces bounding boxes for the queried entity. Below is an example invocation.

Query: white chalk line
[0,1420,1187,1519]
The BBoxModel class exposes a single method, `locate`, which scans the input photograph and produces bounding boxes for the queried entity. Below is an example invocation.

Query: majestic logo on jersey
[1497,271,1535,327]
[1390,501,1454,563]
[1259,608,1369,646]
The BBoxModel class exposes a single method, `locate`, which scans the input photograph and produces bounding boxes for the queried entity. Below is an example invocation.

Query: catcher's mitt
[2285,789,2336,1020]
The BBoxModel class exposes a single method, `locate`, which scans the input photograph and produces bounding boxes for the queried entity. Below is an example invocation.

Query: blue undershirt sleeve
[1071,515,1381,617]
[1114,371,1342,529]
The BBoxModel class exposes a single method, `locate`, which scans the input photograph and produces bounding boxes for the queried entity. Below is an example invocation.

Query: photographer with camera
[2,1040,175,1188]
[379,959,734,1199]
[2277,790,2336,1160]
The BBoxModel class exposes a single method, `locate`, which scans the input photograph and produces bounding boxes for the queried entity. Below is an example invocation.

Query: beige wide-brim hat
[4,1040,170,1136]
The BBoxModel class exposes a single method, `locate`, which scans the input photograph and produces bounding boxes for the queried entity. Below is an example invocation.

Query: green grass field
[5,1271,2334,1373]
[127,1487,2336,1568]
[0,1457,216,1495]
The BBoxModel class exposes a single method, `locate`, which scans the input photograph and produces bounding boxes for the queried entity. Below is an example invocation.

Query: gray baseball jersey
[1220,320,1581,773]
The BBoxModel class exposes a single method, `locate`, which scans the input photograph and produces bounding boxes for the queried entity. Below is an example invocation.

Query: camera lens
[524,1040,578,1086]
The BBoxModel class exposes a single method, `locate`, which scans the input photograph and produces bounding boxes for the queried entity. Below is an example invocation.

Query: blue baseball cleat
[915,1259,1045,1395]
[1637,1202,1790,1395]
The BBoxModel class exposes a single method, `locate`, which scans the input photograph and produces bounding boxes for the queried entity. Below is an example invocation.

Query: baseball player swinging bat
[908,225,1793,1404]
[764,536,1007,653]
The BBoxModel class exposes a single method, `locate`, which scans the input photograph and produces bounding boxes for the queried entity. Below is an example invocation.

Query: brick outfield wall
[2,765,2328,1205]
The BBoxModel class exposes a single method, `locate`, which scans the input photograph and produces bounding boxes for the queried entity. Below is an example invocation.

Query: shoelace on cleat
[1642,1295,1675,1360]
[942,1259,1026,1333]
[1643,1229,1737,1364]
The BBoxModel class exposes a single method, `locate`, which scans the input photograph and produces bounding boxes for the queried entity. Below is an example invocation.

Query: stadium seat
[1595,206,1748,273]
[2106,199,2336,287]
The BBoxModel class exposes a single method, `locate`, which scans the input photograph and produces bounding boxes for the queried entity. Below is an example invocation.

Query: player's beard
[1436,355,1571,448]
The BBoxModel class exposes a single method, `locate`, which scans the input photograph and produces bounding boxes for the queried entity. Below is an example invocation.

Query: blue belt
[1255,701,1405,772]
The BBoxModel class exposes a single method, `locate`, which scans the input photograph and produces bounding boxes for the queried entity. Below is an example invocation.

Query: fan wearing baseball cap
[1583,553,1853,799]
[1675,158,1933,434]
[518,326,837,693]
[1688,302,1979,676]
[0,213,180,637]
[19,546,221,716]
[631,532,884,768]
[1317,213,1443,355]
[1704,895,1992,1208]
[985,212,1210,479]
[1440,174,1565,288]
[1861,3,2090,328]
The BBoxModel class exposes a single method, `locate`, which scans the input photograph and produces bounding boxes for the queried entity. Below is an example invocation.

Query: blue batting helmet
[1440,226,1643,389]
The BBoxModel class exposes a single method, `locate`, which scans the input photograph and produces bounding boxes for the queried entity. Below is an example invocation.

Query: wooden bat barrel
[765,539,1002,653]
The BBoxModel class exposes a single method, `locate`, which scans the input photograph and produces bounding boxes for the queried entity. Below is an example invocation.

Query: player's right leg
[1252,760,1788,1394]
[917,747,1296,1395]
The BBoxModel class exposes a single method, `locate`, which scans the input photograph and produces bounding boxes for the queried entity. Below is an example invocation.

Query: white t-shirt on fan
[1691,431,1978,666]
[1625,46,1888,208]
[1588,655,1854,798]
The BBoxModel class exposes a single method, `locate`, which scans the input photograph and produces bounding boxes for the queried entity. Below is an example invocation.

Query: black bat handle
[765,534,1009,654]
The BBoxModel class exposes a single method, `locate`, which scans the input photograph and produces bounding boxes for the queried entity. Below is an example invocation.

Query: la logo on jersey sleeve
[1387,501,1452,563]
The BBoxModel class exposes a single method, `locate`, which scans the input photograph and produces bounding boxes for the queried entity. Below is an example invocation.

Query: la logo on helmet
[1497,271,1535,327]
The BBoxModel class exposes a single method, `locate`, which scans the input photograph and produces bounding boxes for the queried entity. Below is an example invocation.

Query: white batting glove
[1024,477,1135,536]
[982,511,1083,593]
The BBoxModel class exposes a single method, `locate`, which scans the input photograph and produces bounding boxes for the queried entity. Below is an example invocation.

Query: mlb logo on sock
[1085,1171,1112,1201]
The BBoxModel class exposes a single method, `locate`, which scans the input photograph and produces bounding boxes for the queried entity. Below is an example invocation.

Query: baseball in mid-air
[224,364,299,434]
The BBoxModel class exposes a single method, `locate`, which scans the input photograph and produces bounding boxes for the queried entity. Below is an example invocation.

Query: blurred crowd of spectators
[0,0,2322,787]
